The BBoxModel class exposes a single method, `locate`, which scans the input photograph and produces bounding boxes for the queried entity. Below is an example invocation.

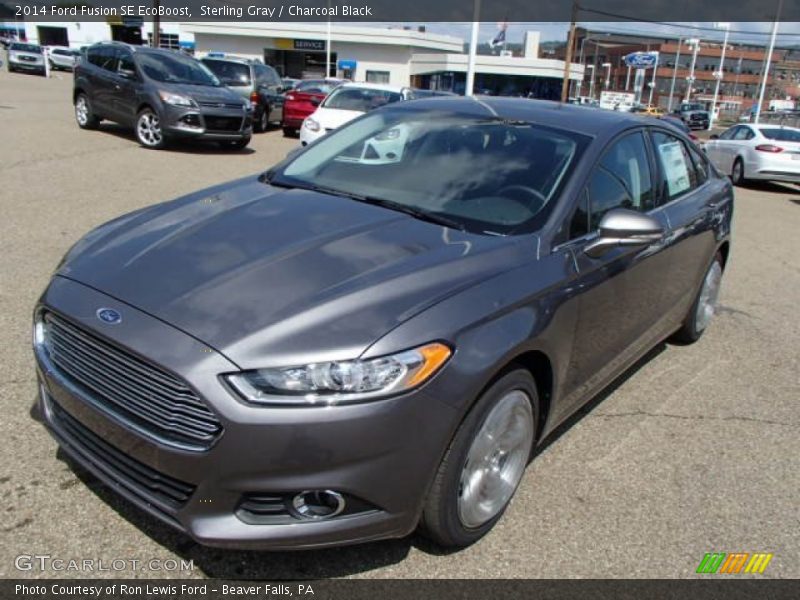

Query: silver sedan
[704,123,800,185]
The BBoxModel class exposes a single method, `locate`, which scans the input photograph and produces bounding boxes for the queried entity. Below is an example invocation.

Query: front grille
[49,398,196,510]
[42,312,222,449]
[203,116,244,132]
[198,102,243,109]
[20,55,38,62]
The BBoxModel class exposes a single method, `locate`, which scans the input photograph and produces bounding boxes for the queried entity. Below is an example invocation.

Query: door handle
[114,84,121,90]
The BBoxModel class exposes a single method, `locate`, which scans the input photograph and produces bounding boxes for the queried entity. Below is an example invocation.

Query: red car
[281,79,345,137]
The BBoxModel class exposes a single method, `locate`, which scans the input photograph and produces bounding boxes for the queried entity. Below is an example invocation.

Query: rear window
[201,59,251,86]
[10,43,41,53]
[760,128,800,142]
[323,87,402,112]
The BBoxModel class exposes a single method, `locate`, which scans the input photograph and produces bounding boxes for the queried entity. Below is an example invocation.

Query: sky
[378,22,800,47]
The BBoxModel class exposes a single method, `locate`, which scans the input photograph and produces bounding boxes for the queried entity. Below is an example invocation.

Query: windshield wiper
[267,179,468,231]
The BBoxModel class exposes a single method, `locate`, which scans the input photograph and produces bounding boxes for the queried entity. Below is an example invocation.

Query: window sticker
[657,141,691,197]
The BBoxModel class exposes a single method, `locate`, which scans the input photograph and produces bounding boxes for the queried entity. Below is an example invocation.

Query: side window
[718,126,739,141]
[118,51,135,74]
[254,65,268,87]
[597,132,655,212]
[86,46,102,68]
[688,145,709,185]
[587,168,633,231]
[568,190,590,239]
[97,46,117,72]
[652,131,699,201]
[733,127,753,141]
[266,65,280,85]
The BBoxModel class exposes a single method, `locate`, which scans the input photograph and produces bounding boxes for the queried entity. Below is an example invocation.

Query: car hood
[158,82,245,106]
[309,106,364,130]
[57,176,533,369]
[11,51,42,60]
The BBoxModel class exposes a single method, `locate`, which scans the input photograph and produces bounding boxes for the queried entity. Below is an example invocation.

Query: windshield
[681,103,704,111]
[760,128,800,142]
[201,59,251,86]
[136,52,220,86]
[11,43,41,53]
[322,87,402,112]
[295,80,339,94]
[273,109,588,235]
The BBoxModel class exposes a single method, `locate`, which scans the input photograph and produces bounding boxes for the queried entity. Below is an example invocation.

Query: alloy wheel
[137,111,163,147]
[75,97,88,126]
[457,390,534,529]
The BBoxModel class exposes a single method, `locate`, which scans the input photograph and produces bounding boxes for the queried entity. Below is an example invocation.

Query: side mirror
[584,209,664,259]
[709,134,719,140]
[119,68,136,80]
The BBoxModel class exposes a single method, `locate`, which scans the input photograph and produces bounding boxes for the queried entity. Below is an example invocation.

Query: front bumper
[161,104,252,141]
[299,124,328,146]
[10,58,44,72]
[34,276,461,549]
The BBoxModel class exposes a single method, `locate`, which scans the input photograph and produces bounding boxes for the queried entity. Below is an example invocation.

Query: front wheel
[282,126,297,137]
[419,369,537,548]
[672,252,724,344]
[135,108,167,149]
[74,93,100,129]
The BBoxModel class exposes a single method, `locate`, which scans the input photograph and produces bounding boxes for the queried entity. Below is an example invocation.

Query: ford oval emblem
[96,308,122,325]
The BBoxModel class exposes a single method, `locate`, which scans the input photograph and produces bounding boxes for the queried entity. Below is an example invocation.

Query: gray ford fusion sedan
[33,97,732,550]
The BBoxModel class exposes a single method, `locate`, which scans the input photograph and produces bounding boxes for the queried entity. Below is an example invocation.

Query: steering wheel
[496,185,547,214]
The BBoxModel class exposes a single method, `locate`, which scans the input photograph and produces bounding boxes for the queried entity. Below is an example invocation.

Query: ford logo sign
[96,308,122,325]
[624,52,658,69]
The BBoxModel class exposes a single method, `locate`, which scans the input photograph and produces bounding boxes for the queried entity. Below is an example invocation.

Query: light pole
[684,38,701,102]
[709,23,730,129]
[602,62,612,90]
[587,64,596,99]
[648,51,659,105]
[667,37,683,112]
[755,0,783,124]
[576,34,608,97]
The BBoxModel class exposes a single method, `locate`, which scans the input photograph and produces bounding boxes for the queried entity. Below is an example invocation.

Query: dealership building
[14,20,583,98]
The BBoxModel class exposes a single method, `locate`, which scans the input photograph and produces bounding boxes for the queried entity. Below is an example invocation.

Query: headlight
[225,342,451,406]
[158,90,195,107]
[304,117,320,132]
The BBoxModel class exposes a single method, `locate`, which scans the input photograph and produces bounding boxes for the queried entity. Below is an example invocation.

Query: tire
[672,252,724,344]
[419,369,537,548]
[255,107,269,133]
[222,136,251,150]
[74,93,100,130]
[135,108,167,149]
[282,126,297,137]
[731,158,746,186]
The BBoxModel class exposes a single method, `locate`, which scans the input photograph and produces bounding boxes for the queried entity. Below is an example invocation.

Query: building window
[147,32,180,50]
[365,70,391,84]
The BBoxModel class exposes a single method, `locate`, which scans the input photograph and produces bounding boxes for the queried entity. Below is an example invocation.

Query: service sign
[624,52,658,69]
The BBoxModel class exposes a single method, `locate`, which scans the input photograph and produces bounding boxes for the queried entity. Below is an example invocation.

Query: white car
[704,123,800,185]
[47,46,80,71]
[299,82,413,146]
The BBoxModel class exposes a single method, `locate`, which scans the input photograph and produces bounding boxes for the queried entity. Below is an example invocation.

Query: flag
[490,23,508,48]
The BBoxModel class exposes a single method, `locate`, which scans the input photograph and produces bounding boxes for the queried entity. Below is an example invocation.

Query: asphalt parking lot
[0,66,798,580]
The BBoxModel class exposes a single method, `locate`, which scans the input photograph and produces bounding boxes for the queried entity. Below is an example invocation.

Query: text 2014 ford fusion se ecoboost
[33,97,732,550]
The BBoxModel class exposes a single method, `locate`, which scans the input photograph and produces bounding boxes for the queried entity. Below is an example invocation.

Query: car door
[257,65,284,121]
[89,46,120,119]
[650,128,725,314]
[704,125,738,171]
[556,130,673,414]
[112,49,139,126]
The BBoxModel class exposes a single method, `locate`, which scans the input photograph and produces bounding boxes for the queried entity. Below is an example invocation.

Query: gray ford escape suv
[74,43,252,150]
[35,98,732,550]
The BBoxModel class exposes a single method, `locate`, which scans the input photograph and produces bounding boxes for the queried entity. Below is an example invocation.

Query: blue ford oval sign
[96,308,122,325]
[624,52,658,69]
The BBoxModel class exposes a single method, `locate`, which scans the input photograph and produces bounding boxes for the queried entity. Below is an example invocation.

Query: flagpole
[466,0,481,97]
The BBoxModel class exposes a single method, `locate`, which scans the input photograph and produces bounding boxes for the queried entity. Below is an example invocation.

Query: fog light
[291,490,346,520]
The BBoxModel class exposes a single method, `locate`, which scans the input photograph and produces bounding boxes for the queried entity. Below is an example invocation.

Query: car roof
[338,82,408,93]
[391,96,666,137]
[201,55,262,65]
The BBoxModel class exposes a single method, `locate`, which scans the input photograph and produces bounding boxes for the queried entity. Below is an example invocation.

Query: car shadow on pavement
[32,341,670,578]
[91,122,256,155]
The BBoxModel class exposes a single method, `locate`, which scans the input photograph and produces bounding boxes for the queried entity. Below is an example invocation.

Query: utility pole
[667,37,683,112]
[754,0,783,124]
[465,0,481,97]
[152,0,161,48]
[561,0,579,103]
